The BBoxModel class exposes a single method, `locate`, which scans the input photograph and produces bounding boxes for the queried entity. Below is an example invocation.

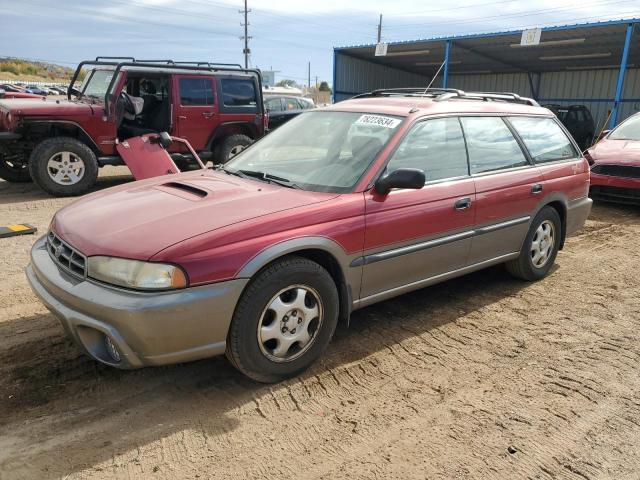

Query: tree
[319,81,331,92]
[276,79,299,88]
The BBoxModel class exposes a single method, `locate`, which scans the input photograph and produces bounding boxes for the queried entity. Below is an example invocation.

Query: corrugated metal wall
[334,53,428,102]
[335,52,640,127]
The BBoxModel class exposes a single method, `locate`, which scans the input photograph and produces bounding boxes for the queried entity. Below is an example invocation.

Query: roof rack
[352,87,539,106]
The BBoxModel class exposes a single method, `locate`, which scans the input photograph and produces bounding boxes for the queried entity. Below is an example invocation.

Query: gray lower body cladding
[26,236,248,368]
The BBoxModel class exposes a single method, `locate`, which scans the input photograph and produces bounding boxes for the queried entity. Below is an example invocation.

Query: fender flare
[22,120,103,155]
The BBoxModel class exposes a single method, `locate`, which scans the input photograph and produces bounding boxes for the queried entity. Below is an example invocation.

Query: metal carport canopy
[333,18,639,127]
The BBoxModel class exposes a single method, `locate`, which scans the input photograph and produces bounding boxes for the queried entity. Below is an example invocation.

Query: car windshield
[224,111,403,193]
[609,115,640,141]
[79,69,117,100]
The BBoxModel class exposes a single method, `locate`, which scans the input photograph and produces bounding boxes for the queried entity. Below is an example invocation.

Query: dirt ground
[1,170,639,480]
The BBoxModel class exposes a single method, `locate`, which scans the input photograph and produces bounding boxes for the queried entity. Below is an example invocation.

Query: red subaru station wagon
[27,88,592,382]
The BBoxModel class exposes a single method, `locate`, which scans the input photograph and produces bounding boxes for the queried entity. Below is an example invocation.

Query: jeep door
[360,116,476,300]
[174,76,218,150]
[461,116,543,265]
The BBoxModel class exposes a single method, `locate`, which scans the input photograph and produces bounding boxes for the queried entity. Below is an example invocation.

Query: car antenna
[409,59,446,114]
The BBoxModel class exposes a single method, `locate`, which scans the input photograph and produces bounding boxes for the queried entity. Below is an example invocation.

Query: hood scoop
[157,181,209,199]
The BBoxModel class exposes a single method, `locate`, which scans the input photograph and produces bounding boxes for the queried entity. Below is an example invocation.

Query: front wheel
[226,256,339,383]
[0,153,32,183]
[506,206,561,281]
[29,137,98,196]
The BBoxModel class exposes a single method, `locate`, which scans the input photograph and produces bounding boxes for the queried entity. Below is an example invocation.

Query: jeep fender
[207,121,260,150]
[22,120,103,156]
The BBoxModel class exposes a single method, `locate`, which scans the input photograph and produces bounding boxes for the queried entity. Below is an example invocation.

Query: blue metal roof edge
[333,17,640,51]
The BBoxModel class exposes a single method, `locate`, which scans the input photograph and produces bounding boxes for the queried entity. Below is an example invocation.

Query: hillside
[0,58,75,83]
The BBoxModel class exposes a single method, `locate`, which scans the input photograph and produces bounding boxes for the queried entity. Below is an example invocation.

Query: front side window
[386,117,468,182]
[179,78,214,106]
[224,111,403,192]
[460,117,528,174]
[609,114,640,141]
[509,116,578,163]
[284,97,299,110]
[221,78,257,107]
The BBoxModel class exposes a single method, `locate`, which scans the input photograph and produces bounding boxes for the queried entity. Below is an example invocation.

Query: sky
[1,0,638,86]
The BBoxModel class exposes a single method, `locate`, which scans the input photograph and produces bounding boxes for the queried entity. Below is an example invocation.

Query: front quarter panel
[151,194,366,290]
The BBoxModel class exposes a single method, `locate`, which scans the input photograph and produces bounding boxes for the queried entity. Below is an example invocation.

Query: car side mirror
[375,168,426,195]
[152,132,173,149]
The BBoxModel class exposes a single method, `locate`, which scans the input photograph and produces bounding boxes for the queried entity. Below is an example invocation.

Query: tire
[226,256,339,383]
[28,137,98,197]
[214,134,252,164]
[0,153,31,183]
[506,206,562,281]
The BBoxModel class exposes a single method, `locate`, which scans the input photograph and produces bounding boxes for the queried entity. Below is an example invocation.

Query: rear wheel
[215,134,252,164]
[506,206,561,281]
[226,256,339,383]
[29,137,98,196]
[0,153,31,183]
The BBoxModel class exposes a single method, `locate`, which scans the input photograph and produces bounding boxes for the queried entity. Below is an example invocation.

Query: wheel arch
[237,237,356,326]
[24,120,102,157]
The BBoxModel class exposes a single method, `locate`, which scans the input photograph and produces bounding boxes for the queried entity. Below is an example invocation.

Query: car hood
[0,98,94,116]
[589,138,640,165]
[52,170,338,259]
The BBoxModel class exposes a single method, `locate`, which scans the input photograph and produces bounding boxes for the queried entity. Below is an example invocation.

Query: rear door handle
[531,184,543,194]
[454,197,472,211]
[202,112,214,118]
[178,115,187,120]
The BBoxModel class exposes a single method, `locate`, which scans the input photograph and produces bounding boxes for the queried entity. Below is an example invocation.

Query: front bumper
[590,173,640,205]
[26,236,248,368]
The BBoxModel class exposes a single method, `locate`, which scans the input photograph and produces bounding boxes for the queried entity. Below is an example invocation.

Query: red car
[26,89,592,382]
[586,112,640,204]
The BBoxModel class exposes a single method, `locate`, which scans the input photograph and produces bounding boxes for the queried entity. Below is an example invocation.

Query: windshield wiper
[219,167,302,189]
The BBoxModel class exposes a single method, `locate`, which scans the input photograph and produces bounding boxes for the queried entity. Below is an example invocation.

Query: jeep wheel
[29,137,98,197]
[216,134,252,163]
[226,256,339,383]
[0,153,31,183]
[506,206,561,281]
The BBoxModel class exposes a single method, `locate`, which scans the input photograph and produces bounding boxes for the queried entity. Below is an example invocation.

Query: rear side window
[179,78,214,106]
[460,117,528,174]
[387,117,468,181]
[221,78,257,107]
[264,97,283,112]
[509,117,578,163]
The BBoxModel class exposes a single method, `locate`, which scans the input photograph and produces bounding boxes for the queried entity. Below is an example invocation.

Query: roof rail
[353,87,465,98]
[95,56,136,61]
[352,87,539,106]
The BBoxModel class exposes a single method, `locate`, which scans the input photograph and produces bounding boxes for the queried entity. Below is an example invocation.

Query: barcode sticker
[355,114,401,129]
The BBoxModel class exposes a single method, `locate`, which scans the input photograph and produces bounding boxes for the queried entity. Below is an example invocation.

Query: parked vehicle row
[26,88,592,382]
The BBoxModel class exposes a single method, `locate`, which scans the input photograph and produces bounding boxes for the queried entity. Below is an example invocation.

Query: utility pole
[315,75,318,88]
[377,14,382,43]
[239,0,251,68]
[308,61,311,90]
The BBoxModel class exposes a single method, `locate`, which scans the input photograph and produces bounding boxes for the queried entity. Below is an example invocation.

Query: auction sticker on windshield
[355,114,402,129]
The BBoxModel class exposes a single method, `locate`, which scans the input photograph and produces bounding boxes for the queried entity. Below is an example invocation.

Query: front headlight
[87,256,188,290]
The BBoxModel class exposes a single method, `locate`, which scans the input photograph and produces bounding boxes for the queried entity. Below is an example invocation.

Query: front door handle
[531,183,543,194]
[178,115,187,120]
[202,112,214,118]
[454,197,472,211]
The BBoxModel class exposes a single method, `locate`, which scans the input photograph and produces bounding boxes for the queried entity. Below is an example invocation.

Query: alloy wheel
[531,220,555,268]
[47,151,85,185]
[257,285,323,362]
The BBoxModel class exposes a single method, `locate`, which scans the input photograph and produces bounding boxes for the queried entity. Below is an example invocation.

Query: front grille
[47,231,87,278]
[591,164,640,179]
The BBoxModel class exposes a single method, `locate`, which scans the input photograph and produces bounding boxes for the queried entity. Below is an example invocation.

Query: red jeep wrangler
[0,57,266,196]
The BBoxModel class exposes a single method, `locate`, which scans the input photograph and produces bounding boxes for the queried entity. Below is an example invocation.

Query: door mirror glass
[375,168,425,195]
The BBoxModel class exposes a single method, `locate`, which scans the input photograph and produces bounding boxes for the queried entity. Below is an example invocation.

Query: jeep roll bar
[67,58,264,117]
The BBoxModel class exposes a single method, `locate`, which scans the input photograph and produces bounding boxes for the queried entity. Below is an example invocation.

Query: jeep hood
[0,98,94,117]
[53,170,338,259]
